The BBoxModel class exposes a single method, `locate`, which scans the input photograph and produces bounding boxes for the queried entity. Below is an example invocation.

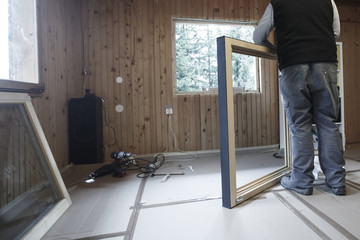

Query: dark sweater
[271,0,337,70]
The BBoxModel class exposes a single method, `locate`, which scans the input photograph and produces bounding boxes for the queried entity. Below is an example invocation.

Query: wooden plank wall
[32,0,360,168]
[80,0,279,161]
[337,4,360,144]
[32,0,83,168]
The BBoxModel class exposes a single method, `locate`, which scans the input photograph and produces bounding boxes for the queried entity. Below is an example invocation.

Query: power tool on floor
[85,151,133,182]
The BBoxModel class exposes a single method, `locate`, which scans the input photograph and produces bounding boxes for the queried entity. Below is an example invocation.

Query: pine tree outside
[175,20,258,93]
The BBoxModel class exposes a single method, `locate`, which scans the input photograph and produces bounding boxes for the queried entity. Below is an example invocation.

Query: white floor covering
[42,148,360,240]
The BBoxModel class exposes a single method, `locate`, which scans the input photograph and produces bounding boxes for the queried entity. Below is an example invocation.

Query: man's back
[271,0,337,69]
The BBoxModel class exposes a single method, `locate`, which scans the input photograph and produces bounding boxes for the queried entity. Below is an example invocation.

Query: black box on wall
[68,91,103,164]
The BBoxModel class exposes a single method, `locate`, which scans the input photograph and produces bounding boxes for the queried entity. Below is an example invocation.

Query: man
[253,0,346,196]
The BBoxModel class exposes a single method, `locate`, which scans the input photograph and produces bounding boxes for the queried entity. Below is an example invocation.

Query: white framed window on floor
[0,93,71,239]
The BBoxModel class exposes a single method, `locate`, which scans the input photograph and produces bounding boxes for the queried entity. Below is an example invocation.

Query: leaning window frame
[0,0,44,94]
[172,18,260,95]
[217,36,292,208]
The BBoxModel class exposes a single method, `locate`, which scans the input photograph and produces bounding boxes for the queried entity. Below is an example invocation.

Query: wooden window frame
[0,93,71,239]
[217,36,292,208]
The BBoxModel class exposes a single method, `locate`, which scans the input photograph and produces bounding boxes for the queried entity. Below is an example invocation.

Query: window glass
[0,103,62,239]
[0,0,38,84]
[175,20,257,93]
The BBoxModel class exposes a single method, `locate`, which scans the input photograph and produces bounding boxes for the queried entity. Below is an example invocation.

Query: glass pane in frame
[0,93,71,239]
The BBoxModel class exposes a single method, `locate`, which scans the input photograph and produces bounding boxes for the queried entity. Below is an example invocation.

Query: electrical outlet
[165,106,173,115]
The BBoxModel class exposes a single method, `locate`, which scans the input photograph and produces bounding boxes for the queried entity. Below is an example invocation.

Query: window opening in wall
[231,52,258,92]
[0,0,39,86]
[174,20,258,93]
[0,2,10,79]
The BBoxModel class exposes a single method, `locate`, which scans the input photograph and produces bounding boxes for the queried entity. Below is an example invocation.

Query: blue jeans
[280,62,346,189]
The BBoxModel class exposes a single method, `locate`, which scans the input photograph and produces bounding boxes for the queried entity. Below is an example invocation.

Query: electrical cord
[118,154,166,178]
[100,97,120,151]
[130,153,166,178]
[167,114,199,161]
[81,0,95,92]
[84,153,166,182]
[96,98,198,161]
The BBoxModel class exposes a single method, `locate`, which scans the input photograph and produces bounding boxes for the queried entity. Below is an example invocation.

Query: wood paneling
[337,4,360,144]
[339,22,360,144]
[33,0,360,169]
[336,0,360,8]
[33,0,83,168]
[79,0,276,162]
